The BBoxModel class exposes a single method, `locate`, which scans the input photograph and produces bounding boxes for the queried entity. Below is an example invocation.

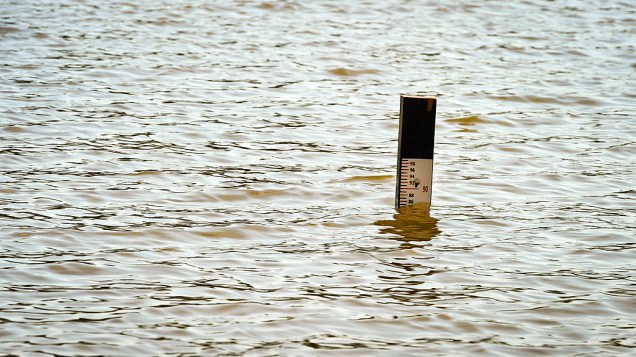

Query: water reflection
[375,204,440,242]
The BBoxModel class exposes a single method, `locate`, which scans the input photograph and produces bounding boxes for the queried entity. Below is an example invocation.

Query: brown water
[1,1,635,355]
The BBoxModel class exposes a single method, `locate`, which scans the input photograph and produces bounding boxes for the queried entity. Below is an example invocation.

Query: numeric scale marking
[395,96,437,209]
[398,158,433,206]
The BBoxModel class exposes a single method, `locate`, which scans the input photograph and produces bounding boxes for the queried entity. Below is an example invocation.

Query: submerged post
[395,95,437,209]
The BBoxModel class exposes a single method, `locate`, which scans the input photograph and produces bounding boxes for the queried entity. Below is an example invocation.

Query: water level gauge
[395,95,437,209]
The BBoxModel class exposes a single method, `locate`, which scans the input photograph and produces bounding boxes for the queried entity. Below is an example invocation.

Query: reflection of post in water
[374,203,440,242]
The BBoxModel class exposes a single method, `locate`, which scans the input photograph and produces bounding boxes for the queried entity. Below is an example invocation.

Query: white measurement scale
[395,96,437,209]
[398,158,433,207]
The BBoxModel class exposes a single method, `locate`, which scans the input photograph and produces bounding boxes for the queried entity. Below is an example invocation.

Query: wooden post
[395,95,437,209]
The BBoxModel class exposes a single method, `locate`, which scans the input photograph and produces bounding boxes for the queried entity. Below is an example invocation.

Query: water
[1,0,635,355]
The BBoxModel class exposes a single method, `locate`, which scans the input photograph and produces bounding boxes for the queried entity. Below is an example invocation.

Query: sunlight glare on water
[1,0,635,355]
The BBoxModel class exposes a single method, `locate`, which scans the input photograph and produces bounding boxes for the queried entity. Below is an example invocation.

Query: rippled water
[1,0,635,355]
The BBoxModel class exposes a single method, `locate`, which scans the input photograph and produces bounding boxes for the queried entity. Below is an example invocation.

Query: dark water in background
[1,0,635,355]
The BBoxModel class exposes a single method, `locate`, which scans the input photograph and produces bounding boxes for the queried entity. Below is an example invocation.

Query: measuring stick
[395,95,437,209]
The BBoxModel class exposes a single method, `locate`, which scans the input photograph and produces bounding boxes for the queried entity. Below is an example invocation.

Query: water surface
[1,1,635,355]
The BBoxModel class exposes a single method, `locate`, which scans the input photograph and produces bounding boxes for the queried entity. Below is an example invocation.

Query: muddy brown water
[1,1,635,355]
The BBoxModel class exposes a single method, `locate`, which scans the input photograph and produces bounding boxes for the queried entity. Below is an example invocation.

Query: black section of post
[397,96,436,160]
